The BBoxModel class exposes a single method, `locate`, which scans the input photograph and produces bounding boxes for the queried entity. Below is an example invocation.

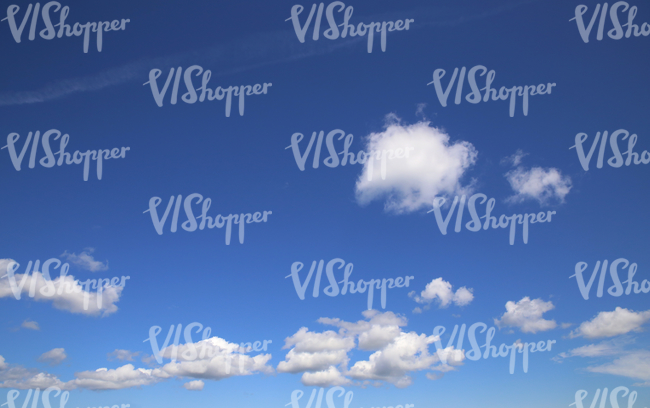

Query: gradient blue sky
[1,0,650,407]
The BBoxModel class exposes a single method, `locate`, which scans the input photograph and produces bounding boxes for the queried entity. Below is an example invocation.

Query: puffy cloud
[183,380,204,391]
[0,265,123,317]
[409,278,474,309]
[355,120,477,213]
[38,349,67,366]
[570,308,650,339]
[587,351,650,382]
[494,297,557,333]
[61,248,108,272]
[505,166,572,205]
[68,365,169,390]
[0,356,7,370]
[21,319,40,331]
[107,350,140,362]
[301,366,350,387]
[279,310,458,388]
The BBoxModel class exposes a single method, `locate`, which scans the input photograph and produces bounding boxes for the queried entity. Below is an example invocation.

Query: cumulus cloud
[278,310,460,388]
[570,308,650,339]
[183,380,204,391]
[108,350,140,362]
[21,319,40,331]
[38,349,67,366]
[409,277,474,310]
[505,166,572,205]
[61,249,108,272]
[68,365,169,390]
[0,260,123,317]
[494,297,557,333]
[355,119,477,213]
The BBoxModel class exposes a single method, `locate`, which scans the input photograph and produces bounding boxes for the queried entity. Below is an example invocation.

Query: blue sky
[1,0,650,407]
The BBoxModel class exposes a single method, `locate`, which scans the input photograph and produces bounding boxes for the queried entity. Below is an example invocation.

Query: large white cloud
[409,277,474,310]
[570,308,650,339]
[505,166,572,205]
[278,310,460,388]
[0,260,123,317]
[355,120,477,213]
[38,349,67,366]
[61,248,108,272]
[494,297,557,333]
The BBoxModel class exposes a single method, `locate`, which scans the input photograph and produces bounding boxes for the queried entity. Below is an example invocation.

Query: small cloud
[505,166,572,206]
[494,297,557,333]
[107,350,140,362]
[21,320,40,331]
[37,348,67,366]
[412,307,423,314]
[415,103,427,119]
[183,380,205,391]
[561,323,573,329]
[61,248,108,272]
[501,149,528,167]
[409,277,474,309]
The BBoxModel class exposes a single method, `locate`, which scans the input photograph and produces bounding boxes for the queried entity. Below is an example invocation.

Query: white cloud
[21,319,40,331]
[553,338,630,362]
[0,266,123,317]
[409,278,474,309]
[587,350,650,382]
[570,308,650,339]
[0,356,7,370]
[501,150,528,166]
[505,166,572,205]
[494,297,557,333]
[183,380,205,391]
[108,350,140,362]
[38,349,67,366]
[61,249,108,272]
[68,365,169,390]
[355,120,477,213]
[279,310,458,388]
